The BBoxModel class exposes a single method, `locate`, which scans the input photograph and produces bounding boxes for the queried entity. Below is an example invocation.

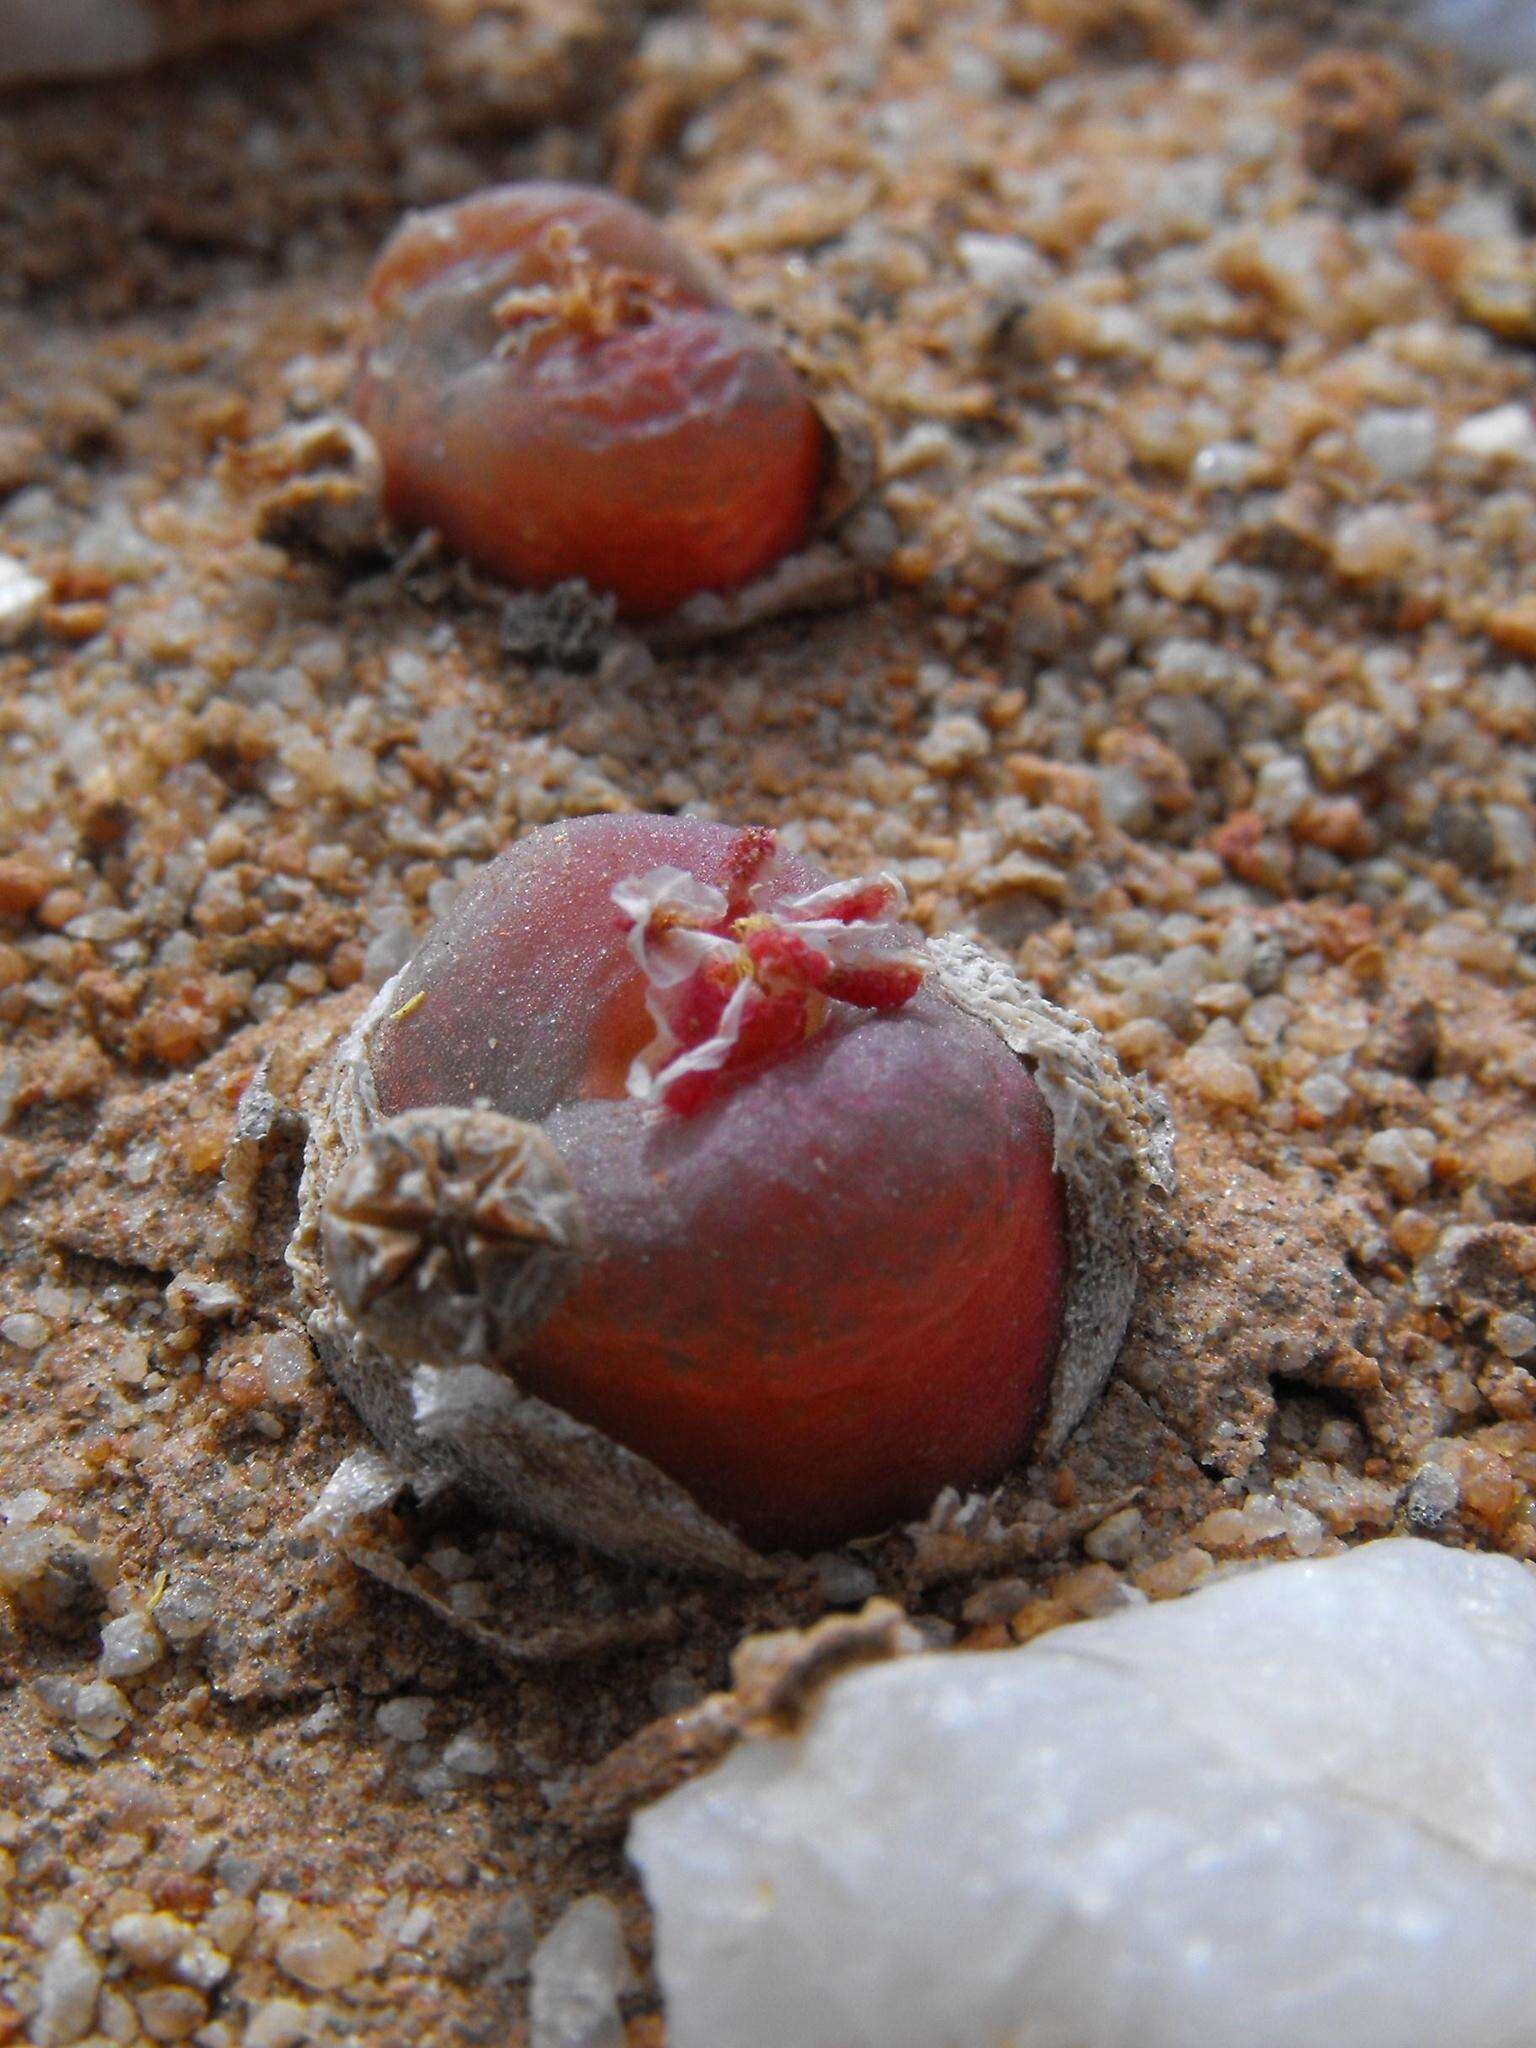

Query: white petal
[777,872,908,924]
[613,867,733,986]
[627,978,756,1105]
[790,919,925,974]
[612,865,728,930]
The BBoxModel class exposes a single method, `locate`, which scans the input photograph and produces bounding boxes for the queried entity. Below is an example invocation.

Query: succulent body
[293,815,1173,1568]
[354,185,828,620]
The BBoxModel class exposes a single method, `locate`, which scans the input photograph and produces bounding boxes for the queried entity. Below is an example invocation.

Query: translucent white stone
[375,1696,432,1742]
[300,1447,406,1538]
[955,234,1050,300]
[633,1541,1536,2048]
[99,1611,164,1679]
[1354,408,1437,485]
[1453,403,1536,462]
[443,1730,501,1778]
[73,1679,132,1742]
[0,554,46,644]
[530,1896,633,2048]
[34,1932,103,2047]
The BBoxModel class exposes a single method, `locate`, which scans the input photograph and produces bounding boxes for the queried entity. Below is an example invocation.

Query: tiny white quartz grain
[99,1610,165,1679]
[243,2000,315,2048]
[1354,408,1437,484]
[376,1696,432,1743]
[299,1447,405,1538]
[443,1731,500,1778]
[1489,1311,1536,1358]
[33,1932,103,2047]
[255,1332,314,1402]
[955,232,1050,300]
[916,713,990,775]
[529,1896,633,2048]
[1453,403,1536,462]
[0,554,46,643]
[633,1541,1536,2048]
[1,1311,50,1351]
[1,1488,50,1525]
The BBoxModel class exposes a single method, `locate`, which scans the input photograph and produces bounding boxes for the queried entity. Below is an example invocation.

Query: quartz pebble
[136,1984,208,2041]
[1363,1125,1437,1198]
[442,1731,500,1778]
[64,1677,132,1742]
[153,1575,216,1646]
[915,713,990,774]
[375,1696,432,1743]
[0,553,46,643]
[955,232,1049,299]
[99,1610,165,1679]
[34,1933,102,2047]
[275,1918,364,1993]
[2,1311,51,1350]
[480,1892,537,1985]
[256,1332,314,1402]
[1453,403,1536,461]
[1489,1312,1536,1359]
[1406,1460,1461,1527]
[1354,408,1436,484]
[529,1896,633,2048]
[1182,1046,1261,1111]
[634,1541,1536,2048]
[1331,506,1432,582]
[242,1999,315,2048]
[110,1911,189,1967]
[1082,1505,1144,1563]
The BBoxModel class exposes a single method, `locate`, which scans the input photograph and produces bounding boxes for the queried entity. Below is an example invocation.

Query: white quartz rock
[632,1540,1536,2048]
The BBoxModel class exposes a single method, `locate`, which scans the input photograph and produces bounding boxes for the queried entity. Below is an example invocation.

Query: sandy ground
[2,0,1536,2041]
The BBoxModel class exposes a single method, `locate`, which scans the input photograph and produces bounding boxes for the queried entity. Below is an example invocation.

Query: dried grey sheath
[929,935,1177,1453]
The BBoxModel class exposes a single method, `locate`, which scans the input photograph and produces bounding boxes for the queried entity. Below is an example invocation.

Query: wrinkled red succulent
[354,183,829,619]
[358,813,1068,1551]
